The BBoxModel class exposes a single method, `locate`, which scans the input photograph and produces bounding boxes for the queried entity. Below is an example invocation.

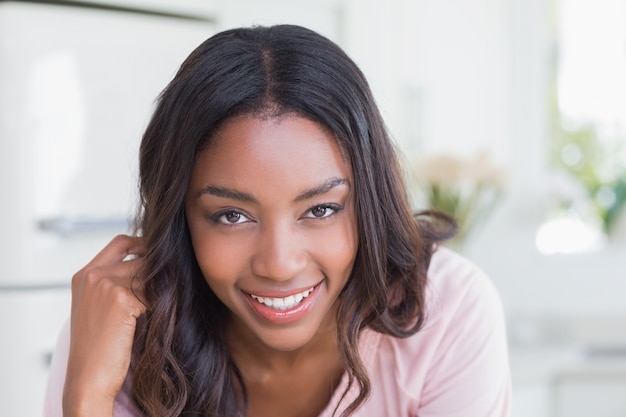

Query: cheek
[313,218,359,280]
[189,226,249,290]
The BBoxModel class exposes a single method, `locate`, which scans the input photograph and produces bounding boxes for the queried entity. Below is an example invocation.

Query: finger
[103,257,148,307]
[85,235,146,269]
[74,257,147,301]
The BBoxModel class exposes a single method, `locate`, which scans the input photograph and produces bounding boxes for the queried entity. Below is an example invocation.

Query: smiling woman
[44,25,511,417]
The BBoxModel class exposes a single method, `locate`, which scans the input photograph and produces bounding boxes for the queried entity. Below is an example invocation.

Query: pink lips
[244,284,320,325]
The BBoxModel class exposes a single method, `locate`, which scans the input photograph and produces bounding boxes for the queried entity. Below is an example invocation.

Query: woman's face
[185,115,358,352]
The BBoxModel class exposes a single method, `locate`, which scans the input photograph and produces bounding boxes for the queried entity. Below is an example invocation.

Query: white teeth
[284,295,295,308]
[251,287,314,310]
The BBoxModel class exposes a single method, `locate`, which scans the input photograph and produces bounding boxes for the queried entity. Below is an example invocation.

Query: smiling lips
[250,287,315,310]
[244,284,320,324]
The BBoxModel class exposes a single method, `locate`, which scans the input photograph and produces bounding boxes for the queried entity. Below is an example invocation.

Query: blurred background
[0,0,625,415]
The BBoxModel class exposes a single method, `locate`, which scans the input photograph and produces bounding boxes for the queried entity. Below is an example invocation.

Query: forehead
[189,115,352,193]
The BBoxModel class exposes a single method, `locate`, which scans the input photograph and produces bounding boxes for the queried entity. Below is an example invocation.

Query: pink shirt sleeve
[411,247,511,416]
[321,247,511,416]
[43,320,142,417]
[43,319,70,417]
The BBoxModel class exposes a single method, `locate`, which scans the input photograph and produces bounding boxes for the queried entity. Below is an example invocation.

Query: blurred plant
[410,151,506,248]
[551,122,626,236]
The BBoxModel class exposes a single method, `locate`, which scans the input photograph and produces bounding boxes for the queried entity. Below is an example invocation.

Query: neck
[226,310,347,417]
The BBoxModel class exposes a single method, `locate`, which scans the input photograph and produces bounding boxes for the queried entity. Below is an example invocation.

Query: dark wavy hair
[132,24,455,417]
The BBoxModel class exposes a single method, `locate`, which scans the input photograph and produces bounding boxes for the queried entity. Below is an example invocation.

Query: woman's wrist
[63,388,115,417]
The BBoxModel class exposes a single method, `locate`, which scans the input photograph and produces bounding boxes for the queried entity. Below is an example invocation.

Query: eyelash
[211,209,252,226]
[210,203,343,226]
[303,203,343,220]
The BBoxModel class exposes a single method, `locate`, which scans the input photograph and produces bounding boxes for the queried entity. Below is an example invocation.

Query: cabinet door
[0,288,71,417]
[0,2,215,284]
[512,382,550,417]
[554,370,626,417]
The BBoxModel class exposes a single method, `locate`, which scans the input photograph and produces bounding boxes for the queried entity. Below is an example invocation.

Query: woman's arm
[52,235,146,417]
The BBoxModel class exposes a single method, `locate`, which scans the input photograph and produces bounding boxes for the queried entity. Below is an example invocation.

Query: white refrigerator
[0,2,214,415]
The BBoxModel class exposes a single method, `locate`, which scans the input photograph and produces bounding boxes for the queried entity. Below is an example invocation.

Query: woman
[46,24,511,417]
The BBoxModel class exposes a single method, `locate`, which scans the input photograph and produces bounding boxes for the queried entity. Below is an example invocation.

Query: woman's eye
[305,204,340,219]
[214,210,250,225]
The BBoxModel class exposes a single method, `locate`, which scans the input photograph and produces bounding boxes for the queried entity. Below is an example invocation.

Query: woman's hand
[63,235,147,417]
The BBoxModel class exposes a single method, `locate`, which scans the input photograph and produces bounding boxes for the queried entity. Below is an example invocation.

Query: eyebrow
[196,177,349,203]
[294,177,348,202]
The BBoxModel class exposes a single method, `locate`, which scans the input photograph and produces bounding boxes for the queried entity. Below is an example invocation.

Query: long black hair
[133,24,455,416]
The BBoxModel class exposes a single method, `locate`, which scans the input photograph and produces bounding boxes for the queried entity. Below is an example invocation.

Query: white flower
[409,151,507,247]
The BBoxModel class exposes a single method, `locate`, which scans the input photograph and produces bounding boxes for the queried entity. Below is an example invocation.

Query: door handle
[37,217,132,236]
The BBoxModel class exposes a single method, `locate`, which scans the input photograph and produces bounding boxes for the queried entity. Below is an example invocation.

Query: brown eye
[224,212,241,223]
[310,206,329,218]
[303,204,342,220]
[212,210,250,225]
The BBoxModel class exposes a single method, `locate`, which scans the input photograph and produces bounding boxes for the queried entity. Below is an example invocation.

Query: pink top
[45,247,511,416]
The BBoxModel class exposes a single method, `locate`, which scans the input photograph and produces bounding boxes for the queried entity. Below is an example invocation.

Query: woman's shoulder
[348,247,510,417]
[427,245,494,294]
[422,245,504,327]
[372,245,504,350]
[390,245,505,350]
[356,247,510,413]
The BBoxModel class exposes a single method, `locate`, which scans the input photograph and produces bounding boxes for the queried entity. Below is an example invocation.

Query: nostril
[251,225,309,281]
[251,248,307,282]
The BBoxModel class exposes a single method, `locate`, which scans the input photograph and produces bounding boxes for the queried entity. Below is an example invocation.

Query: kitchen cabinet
[510,344,626,417]
[512,383,550,417]
[0,288,70,417]
[553,366,626,417]
[44,0,217,19]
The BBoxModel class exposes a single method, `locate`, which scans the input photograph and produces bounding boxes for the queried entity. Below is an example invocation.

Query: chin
[254,324,321,352]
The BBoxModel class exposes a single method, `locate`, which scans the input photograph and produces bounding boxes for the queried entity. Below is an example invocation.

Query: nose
[251,221,307,282]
